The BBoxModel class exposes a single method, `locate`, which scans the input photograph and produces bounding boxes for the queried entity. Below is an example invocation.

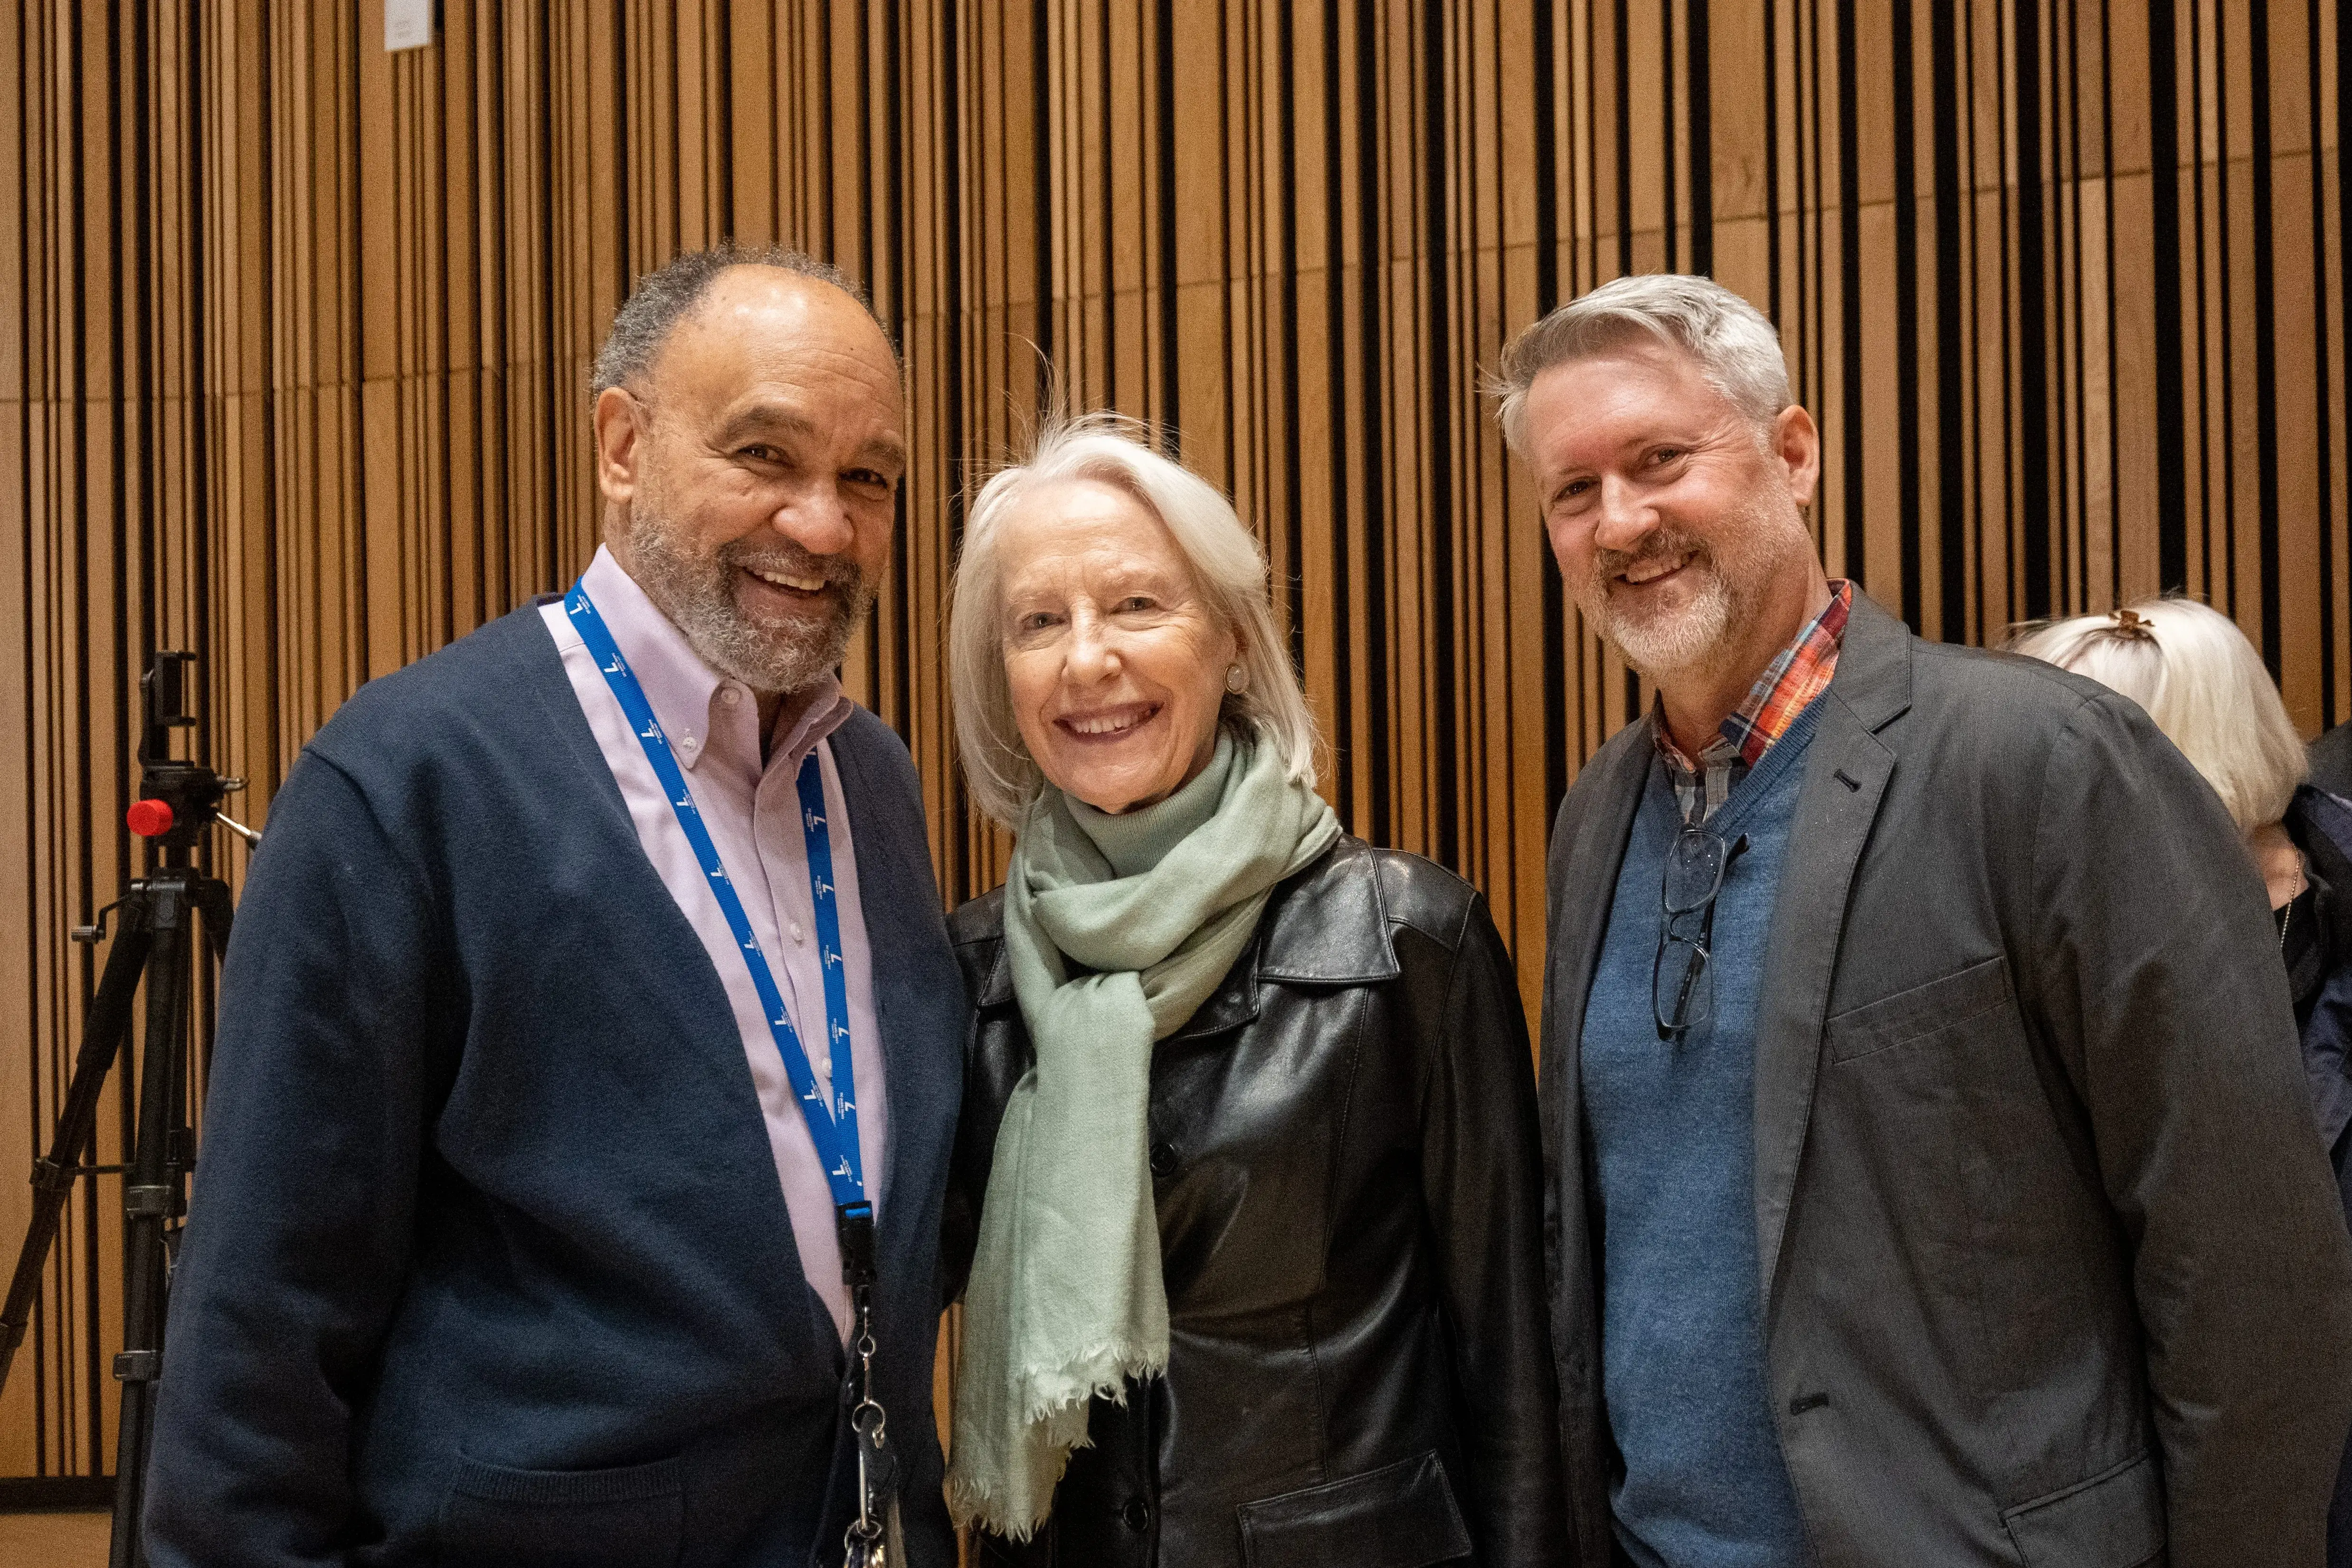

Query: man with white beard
[145,249,966,1567]
[1498,273,2352,1568]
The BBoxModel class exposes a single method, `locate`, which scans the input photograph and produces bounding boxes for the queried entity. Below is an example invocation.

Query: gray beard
[1576,513,1811,684]
[622,503,875,695]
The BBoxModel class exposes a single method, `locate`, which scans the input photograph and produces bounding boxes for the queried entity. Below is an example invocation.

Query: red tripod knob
[126,799,175,838]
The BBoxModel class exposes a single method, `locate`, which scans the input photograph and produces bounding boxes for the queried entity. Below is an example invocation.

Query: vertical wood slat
[3,0,2345,1482]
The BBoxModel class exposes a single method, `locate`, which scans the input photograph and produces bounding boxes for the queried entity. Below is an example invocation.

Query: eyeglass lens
[1655,826,1731,1038]
[1654,915,1715,1036]
[1663,827,1728,912]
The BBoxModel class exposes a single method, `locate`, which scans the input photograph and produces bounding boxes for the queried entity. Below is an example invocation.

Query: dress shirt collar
[579,543,853,777]
[1652,578,1852,824]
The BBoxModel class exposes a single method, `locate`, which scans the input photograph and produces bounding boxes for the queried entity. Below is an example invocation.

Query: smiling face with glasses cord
[1511,272,2352,1567]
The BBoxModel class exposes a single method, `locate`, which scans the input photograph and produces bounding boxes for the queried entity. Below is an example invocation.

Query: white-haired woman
[2013,597,2352,1563]
[937,415,1565,1568]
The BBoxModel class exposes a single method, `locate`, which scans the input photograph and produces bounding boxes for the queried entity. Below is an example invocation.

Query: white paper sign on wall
[385,0,434,51]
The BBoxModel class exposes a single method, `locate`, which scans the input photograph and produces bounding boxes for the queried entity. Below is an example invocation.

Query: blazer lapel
[1543,726,1654,1090]
[1538,718,1653,1557]
[1751,595,1913,1316]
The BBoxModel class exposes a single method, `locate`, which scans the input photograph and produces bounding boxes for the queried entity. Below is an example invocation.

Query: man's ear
[1773,403,1822,509]
[593,387,645,505]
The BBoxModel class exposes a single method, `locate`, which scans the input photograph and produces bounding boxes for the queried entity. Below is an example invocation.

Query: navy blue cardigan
[144,603,967,1568]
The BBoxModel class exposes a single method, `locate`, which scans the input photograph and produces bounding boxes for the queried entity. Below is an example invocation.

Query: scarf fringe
[948,1340,1169,1541]
[1016,1340,1166,1426]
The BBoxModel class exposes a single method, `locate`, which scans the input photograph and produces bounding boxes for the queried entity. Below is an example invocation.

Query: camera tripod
[0,652,255,1568]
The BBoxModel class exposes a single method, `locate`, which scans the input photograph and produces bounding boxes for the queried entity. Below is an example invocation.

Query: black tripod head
[128,652,254,855]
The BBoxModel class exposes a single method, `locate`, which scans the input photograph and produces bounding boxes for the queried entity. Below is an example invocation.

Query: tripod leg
[111,884,190,1568]
[193,878,232,965]
[0,910,153,1399]
[191,878,234,1090]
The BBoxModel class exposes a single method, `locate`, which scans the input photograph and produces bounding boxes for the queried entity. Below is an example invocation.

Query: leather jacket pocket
[1235,1450,1471,1568]
[2000,1452,2164,1568]
[436,1451,684,1568]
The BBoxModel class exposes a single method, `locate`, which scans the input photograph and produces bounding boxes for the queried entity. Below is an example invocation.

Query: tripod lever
[73,898,126,945]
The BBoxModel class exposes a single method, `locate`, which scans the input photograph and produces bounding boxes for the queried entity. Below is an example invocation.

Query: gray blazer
[1540,592,2352,1567]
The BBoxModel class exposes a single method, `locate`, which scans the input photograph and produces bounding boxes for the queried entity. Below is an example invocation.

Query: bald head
[645,265,902,431]
[589,244,896,399]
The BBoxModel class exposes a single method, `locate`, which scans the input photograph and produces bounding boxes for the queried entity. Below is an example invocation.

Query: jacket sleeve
[938,931,1010,1311]
[2027,691,2352,1566]
[143,749,446,1567]
[1420,893,1571,1568]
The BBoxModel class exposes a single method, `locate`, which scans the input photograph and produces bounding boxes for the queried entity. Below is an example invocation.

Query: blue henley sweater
[1581,704,1820,1568]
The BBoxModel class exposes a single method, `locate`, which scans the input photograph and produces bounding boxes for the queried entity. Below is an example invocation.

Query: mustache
[719,537,867,591]
[1590,530,1709,584]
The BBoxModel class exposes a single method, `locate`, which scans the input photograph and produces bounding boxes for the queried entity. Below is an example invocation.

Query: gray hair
[1492,273,1793,456]
[589,244,889,397]
[948,413,1322,827]
[2008,597,2307,836]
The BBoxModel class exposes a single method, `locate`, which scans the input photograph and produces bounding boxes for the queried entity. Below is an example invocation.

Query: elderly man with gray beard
[143,248,966,1567]
[1500,273,2352,1568]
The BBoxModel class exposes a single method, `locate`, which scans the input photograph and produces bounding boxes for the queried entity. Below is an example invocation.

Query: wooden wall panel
[3,0,2345,1482]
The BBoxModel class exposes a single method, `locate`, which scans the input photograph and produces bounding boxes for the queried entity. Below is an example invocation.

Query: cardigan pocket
[1235,1449,1471,1568]
[436,1450,684,1568]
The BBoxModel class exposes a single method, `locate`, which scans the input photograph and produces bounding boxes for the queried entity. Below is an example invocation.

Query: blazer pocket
[2000,1452,2164,1568]
[1825,954,2013,1064]
[438,1451,684,1568]
[1235,1450,1472,1568]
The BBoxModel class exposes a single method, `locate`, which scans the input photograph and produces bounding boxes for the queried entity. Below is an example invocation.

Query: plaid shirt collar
[1656,580,1853,825]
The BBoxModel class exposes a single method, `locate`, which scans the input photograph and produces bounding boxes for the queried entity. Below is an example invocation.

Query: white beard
[623,496,874,695]
[1576,507,1814,683]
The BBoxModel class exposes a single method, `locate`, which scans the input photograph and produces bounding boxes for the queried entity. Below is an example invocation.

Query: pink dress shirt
[541,545,888,1342]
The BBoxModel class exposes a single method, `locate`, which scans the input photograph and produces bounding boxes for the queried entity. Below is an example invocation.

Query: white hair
[2009,597,2307,835]
[948,413,1322,827]
[1492,273,1793,456]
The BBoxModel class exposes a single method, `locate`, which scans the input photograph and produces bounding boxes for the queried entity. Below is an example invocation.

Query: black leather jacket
[942,835,1566,1568]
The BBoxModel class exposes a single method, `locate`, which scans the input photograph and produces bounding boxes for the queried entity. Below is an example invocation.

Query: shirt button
[677,734,700,756]
[790,921,806,944]
[719,686,741,705]
[1120,1498,1151,1531]
[1148,1142,1178,1179]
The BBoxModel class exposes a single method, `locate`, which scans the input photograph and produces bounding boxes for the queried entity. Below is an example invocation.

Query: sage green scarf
[946,730,1339,1539]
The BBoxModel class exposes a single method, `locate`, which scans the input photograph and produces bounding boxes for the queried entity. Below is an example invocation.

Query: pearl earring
[1224,664,1247,694]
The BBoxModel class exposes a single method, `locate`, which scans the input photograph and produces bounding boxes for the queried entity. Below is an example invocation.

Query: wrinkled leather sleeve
[1415,892,1571,1567]
[941,892,1011,1311]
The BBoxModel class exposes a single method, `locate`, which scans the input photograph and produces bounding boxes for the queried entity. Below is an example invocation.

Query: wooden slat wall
[3,0,2343,1483]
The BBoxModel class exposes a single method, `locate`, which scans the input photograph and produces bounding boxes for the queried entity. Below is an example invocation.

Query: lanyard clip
[836,1201,878,1293]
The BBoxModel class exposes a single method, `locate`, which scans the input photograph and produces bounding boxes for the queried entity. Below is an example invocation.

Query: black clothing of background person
[2281,781,2352,1568]
[2311,721,2352,800]
[941,835,1568,1568]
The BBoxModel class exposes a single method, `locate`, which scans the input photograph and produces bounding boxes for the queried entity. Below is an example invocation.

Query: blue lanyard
[565,582,869,1229]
